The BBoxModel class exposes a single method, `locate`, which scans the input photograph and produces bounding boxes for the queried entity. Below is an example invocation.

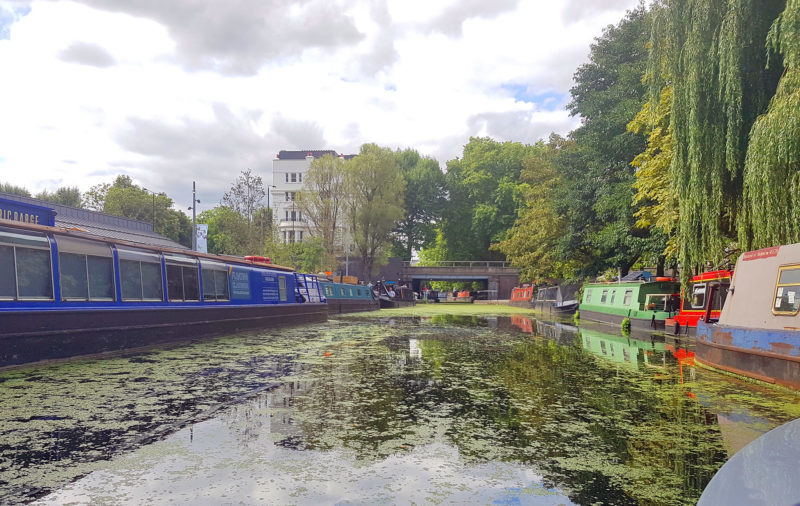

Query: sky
[0,0,641,213]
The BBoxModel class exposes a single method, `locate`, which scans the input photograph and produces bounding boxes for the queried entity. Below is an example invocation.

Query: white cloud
[0,0,641,212]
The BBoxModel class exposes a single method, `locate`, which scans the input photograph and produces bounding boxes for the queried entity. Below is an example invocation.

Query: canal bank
[3,308,799,504]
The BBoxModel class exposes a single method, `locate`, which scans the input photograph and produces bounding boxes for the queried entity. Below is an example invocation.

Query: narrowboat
[533,284,580,314]
[664,269,732,336]
[319,280,379,314]
[376,282,416,308]
[509,285,534,308]
[0,219,327,369]
[578,271,680,330]
[696,245,800,389]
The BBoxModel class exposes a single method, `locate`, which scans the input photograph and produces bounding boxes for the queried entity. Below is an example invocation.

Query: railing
[404,260,511,268]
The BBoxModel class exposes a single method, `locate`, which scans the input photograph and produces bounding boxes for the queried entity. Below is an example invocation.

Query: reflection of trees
[495,337,727,505]
[287,328,727,505]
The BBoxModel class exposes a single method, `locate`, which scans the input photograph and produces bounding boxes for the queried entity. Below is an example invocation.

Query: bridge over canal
[398,261,519,300]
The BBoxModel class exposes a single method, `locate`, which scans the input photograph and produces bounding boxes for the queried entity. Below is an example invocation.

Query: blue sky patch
[500,84,567,111]
[0,5,31,40]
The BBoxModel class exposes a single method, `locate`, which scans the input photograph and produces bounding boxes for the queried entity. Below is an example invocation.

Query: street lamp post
[188,181,200,251]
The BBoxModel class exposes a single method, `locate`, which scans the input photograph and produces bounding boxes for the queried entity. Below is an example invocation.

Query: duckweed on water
[2,313,800,504]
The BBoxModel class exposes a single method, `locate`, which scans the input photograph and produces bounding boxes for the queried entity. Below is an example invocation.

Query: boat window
[56,237,115,301]
[60,253,89,300]
[202,267,229,302]
[609,289,616,304]
[711,283,729,310]
[646,294,668,311]
[279,276,287,301]
[586,289,592,303]
[0,245,15,299]
[0,227,53,300]
[774,266,800,315]
[88,256,114,299]
[623,289,632,306]
[690,284,706,309]
[600,289,608,303]
[119,248,164,301]
[165,255,199,302]
[323,285,334,297]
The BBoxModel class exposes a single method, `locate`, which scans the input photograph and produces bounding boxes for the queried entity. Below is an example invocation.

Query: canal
[2,305,799,504]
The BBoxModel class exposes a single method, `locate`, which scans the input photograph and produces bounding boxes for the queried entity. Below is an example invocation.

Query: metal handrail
[404,260,511,268]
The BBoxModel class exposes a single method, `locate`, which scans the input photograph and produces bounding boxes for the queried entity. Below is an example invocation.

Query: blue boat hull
[696,320,800,389]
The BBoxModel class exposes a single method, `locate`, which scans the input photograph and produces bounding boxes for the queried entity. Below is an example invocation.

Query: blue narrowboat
[319,280,379,314]
[0,219,327,368]
[697,245,800,389]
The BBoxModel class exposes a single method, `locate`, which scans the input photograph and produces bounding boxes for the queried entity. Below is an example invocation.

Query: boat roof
[0,218,296,272]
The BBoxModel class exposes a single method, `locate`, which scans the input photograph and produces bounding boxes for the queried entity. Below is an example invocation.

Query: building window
[299,231,303,241]
[285,173,289,183]
[285,211,289,221]
[299,173,302,183]
[291,210,296,221]
[0,226,53,300]
[291,173,297,183]
[288,231,295,243]
[285,192,290,201]
[290,192,296,201]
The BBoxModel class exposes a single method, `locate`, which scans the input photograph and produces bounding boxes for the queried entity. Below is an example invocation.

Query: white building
[270,150,354,244]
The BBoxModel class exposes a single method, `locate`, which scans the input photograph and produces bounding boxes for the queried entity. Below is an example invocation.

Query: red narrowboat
[665,269,733,335]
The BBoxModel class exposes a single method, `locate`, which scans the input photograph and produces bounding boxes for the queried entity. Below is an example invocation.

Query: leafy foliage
[739,0,800,250]
[441,137,541,260]
[294,154,346,267]
[344,144,406,280]
[34,186,82,207]
[0,182,31,197]
[661,0,783,277]
[391,149,446,260]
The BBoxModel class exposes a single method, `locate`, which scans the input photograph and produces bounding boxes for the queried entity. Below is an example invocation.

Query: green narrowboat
[579,272,680,330]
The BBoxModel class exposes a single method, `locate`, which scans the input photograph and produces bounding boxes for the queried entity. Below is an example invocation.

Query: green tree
[441,137,540,260]
[343,144,406,281]
[35,186,82,207]
[557,4,654,277]
[658,0,784,277]
[85,175,191,247]
[739,0,800,250]
[491,137,581,281]
[197,206,250,255]
[0,182,31,197]
[391,149,446,260]
[294,154,346,267]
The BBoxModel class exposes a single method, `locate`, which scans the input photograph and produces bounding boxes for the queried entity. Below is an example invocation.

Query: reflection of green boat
[579,326,666,371]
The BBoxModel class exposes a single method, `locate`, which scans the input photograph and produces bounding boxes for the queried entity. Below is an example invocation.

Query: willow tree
[739,0,800,249]
[655,0,783,278]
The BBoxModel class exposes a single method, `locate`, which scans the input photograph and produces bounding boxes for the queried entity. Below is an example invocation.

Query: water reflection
[3,315,800,504]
